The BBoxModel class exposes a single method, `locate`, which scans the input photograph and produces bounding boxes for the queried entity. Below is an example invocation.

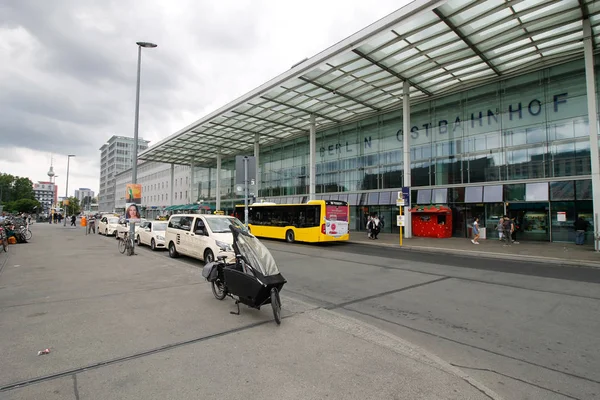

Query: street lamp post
[130,41,157,249]
[64,155,75,226]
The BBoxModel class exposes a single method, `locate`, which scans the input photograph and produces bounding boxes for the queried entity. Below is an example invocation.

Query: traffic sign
[396,215,405,227]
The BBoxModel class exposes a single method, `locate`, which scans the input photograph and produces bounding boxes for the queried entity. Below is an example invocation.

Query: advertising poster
[126,184,142,204]
[125,203,142,222]
[125,184,142,222]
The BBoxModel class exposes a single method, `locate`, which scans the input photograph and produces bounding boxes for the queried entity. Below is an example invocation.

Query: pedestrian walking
[471,217,480,244]
[70,215,76,226]
[502,216,513,246]
[574,217,589,245]
[372,214,381,239]
[497,217,504,241]
[366,215,373,239]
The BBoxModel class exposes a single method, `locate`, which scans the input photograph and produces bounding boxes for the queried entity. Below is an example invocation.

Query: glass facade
[191,59,600,242]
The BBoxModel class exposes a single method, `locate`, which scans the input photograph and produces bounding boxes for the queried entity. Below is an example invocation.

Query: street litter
[37,348,51,356]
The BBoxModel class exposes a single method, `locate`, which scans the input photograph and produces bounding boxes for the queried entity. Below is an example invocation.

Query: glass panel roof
[140,0,600,167]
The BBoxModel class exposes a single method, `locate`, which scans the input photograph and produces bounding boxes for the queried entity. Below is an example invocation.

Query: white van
[165,214,246,263]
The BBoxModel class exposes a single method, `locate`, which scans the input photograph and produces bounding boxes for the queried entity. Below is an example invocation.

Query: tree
[0,173,35,203]
[60,197,81,216]
[4,199,41,213]
[0,173,14,203]
[12,177,35,201]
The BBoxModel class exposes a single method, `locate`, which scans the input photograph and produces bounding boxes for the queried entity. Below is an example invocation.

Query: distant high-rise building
[98,135,150,212]
[74,188,95,210]
[33,181,57,213]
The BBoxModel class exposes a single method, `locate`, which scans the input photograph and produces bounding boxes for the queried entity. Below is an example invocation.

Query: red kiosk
[410,205,452,238]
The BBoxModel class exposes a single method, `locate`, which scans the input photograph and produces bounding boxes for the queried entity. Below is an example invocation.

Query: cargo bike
[202,224,287,325]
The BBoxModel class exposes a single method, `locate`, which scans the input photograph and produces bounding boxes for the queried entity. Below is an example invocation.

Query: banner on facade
[126,184,142,204]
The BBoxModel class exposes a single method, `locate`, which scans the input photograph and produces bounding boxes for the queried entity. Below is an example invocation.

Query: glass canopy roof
[140,0,600,166]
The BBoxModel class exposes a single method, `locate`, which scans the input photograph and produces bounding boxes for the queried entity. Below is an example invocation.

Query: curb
[306,306,504,400]
[349,240,600,269]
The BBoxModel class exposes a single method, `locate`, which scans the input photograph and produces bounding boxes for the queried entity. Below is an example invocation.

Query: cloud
[0,0,406,195]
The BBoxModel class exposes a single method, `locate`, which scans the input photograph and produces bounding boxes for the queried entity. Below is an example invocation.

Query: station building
[138,0,600,243]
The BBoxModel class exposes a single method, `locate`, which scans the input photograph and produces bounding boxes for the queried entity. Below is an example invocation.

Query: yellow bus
[235,200,350,243]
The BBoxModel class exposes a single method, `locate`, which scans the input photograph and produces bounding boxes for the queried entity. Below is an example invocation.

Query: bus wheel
[285,230,295,243]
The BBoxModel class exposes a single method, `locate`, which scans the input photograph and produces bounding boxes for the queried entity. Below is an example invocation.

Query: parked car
[98,216,120,236]
[165,214,246,263]
[136,221,167,250]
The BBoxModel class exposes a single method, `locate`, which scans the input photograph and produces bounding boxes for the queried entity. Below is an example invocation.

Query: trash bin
[81,216,87,227]
[479,227,486,240]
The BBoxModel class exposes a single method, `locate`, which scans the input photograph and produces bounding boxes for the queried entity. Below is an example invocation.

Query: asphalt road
[1,226,500,400]
[149,236,600,400]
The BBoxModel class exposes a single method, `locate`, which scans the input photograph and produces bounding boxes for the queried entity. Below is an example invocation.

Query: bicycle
[20,223,32,241]
[118,232,135,256]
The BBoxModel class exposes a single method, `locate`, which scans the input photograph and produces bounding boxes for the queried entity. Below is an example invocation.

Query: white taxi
[98,216,120,236]
[136,221,167,250]
[165,214,245,263]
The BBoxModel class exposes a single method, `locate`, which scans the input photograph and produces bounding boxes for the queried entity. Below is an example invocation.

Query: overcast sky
[0,0,408,197]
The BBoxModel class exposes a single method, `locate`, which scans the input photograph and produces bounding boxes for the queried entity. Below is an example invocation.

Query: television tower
[47,155,56,183]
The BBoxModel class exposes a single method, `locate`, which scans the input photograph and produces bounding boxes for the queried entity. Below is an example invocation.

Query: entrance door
[507,202,549,241]
[452,206,467,238]
[464,204,485,238]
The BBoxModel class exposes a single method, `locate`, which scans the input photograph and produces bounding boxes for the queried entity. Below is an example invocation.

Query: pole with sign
[235,156,256,227]
[396,191,405,246]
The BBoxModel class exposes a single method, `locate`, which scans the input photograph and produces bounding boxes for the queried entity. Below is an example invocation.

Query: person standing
[471,217,480,244]
[87,214,96,234]
[574,217,589,245]
[510,217,519,244]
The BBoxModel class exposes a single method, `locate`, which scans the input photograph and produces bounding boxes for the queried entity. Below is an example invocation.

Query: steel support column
[216,149,222,212]
[254,134,260,197]
[403,81,412,239]
[309,114,316,200]
[583,19,600,251]
[170,163,174,207]
[189,157,194,204]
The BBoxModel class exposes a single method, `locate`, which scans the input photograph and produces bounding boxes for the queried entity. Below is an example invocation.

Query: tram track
[0,318,275,393]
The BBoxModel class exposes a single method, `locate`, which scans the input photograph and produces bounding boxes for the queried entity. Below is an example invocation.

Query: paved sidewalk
[350,232,600,268]
[0,223,500,400]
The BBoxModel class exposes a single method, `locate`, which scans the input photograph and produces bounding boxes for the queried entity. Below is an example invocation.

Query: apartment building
[98,135,150,212]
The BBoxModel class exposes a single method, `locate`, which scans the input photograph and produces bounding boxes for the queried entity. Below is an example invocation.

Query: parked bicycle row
[0,212,33,251]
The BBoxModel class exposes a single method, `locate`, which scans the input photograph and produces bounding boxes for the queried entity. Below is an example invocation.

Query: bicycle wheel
[24,229,32,241]
[126,238,135,256]
[118,238,126,254]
